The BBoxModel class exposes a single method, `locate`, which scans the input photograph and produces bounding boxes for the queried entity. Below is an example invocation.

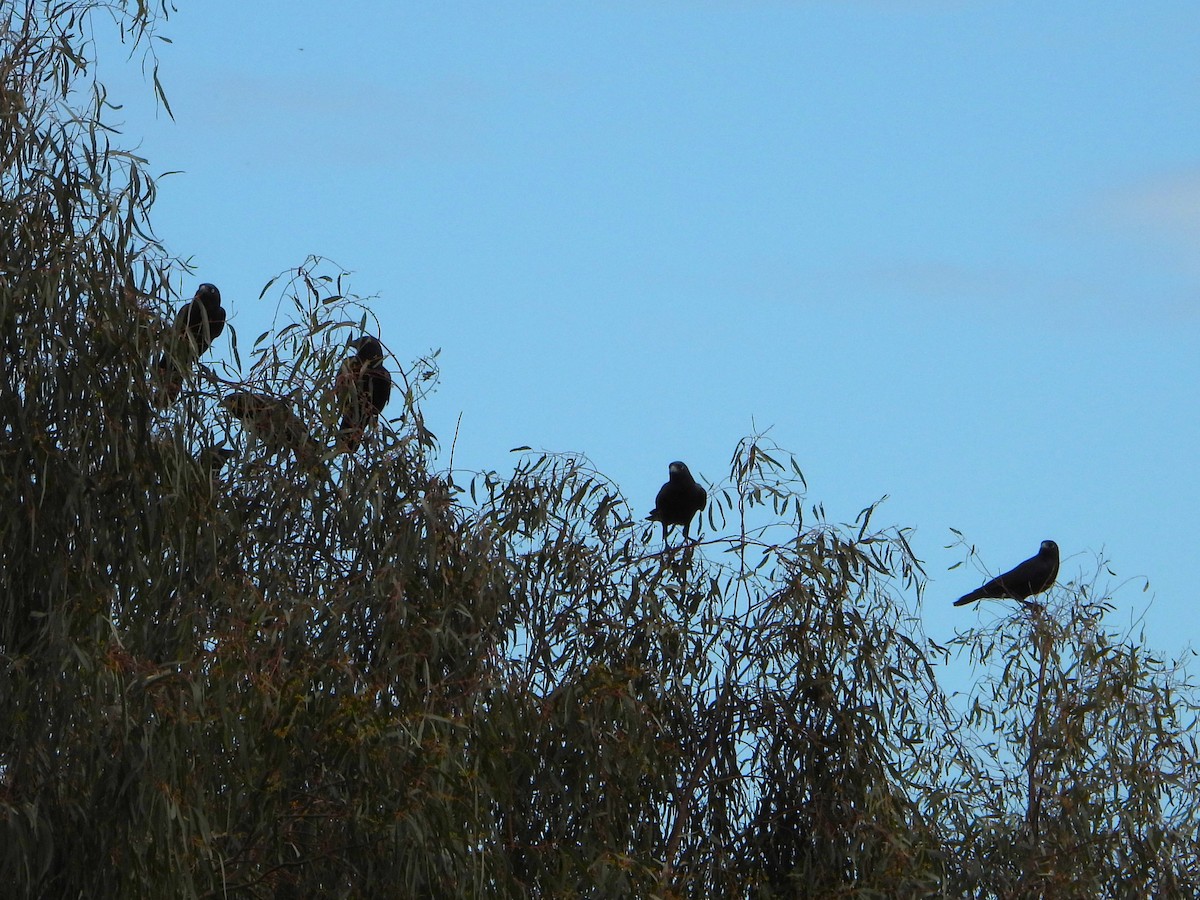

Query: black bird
[221,391,321,470]
[198,445,237,475]
[334,335,392,452]
[647,461,707,544]
[155,283,226,406]
[954,539,1059,607]
[194,445,236,496]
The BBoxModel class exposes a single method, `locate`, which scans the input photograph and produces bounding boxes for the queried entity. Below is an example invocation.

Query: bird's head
[668,461,690,477]
[1040,540,1059,555]
[349,335,385,362]
[195,283,221,308]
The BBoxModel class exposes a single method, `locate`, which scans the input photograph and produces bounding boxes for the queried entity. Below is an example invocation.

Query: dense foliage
[2,4,1198,897]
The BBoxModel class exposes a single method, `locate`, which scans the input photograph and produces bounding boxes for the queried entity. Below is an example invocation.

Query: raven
[334,335,393,452]
[155,283,226,406]
[647,461,707,544]
[954,539,1059,607]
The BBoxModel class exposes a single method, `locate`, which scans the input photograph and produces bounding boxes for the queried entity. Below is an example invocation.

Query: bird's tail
[953,590,986,607]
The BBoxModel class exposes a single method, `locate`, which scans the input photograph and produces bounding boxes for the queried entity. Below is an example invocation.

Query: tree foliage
[2,4,1199,897]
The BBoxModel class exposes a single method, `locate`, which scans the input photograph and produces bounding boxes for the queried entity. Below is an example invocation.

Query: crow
[334,335,392,452]
[647,461,707,544]
[155,283,226,406]
[954,540,1059,607]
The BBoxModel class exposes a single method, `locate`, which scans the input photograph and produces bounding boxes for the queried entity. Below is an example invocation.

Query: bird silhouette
[198,445,237,475]
[954,539,1059,607]
[647,461,707,544]
[221,391,323,473]
[334,335,392,452]
[155,283,226,406]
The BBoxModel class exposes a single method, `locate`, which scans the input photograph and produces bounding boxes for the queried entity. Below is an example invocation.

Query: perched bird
[221,391,321,470]
[647,461,707,544]
[198,445,237,475]
[954,540,1059,607]
[148,440,235,496]
[193,445,236,497]
[155,283,226,406]
[334,335,392,452]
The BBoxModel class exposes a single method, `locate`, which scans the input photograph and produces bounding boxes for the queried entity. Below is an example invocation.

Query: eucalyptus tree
[2,4,1198,898]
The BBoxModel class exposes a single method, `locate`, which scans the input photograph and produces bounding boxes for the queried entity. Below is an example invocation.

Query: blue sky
[96,2,1199,654]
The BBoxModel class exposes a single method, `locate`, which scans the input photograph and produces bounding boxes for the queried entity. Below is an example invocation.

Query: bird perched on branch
[954,539,1059,607]
[221,391,323,473]
[155,283,226,407]
[192,445,236,497]
[647,461,707,545]
[334,335,392,452]
[198,445,237,476]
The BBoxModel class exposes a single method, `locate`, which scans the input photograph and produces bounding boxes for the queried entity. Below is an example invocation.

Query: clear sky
[95,1,1200,655]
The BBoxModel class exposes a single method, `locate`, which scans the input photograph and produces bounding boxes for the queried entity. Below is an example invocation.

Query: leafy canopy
[1,4,1198,897]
